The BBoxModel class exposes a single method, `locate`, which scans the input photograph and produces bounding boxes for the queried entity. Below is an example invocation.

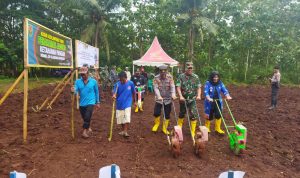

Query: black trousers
[271,85,279,107]
[79,105,94,129]
[153,102,171,119]
[209,101,222,120]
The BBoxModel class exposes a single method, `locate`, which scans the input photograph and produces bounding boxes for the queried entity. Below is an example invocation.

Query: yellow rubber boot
[162,120,170,135]
[135,105,139,113]
[191,120,197,138]
[215,118,225,134]
[140,102,144,111]
[205,120,211,133]
[151,116,160,132]
[178,118,184,128]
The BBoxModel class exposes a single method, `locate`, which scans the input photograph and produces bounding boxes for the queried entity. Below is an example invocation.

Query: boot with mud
[162,119,170,135]
[134,105,139,113]
[178,118,184,128]
[190,120,197,138]
[151,116,160,132]
[215,118,225,134]
[205,120,211,133]
[139,102,144,112]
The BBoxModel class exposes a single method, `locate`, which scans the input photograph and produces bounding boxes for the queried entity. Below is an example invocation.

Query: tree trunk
[95,22,99,48]
[244,48,250,81]
[244,30,252,81]
[188,25,193,60]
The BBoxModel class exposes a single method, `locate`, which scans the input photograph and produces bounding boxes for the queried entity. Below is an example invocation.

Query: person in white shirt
[125,67,131,80]
[269,66,281,110]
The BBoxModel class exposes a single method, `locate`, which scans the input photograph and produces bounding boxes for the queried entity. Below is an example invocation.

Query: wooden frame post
[0,71,25,106]
[46,70,75,109]
[34,70,72,112]
[70,72,75,139]
[23,68,28,143]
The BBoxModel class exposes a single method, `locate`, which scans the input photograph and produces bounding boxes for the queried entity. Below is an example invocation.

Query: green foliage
[0,0,299,84]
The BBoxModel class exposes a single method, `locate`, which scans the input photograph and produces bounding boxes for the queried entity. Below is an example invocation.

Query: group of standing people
[151,61,231,138]
[72,62,280,139]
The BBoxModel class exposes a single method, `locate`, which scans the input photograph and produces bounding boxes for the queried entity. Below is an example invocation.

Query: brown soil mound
[0,85,299,178]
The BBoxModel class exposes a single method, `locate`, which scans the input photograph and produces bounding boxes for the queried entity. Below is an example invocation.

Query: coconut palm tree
[72,0,122,63]
[176,0,217,61]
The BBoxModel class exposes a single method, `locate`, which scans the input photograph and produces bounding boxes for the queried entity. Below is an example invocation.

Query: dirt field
[0,84,299,178]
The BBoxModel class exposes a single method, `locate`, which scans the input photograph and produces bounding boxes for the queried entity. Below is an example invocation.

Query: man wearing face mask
[131,68,146,112]
[176,61,201,138]
[204,71,232,134]
[152,65,177,134]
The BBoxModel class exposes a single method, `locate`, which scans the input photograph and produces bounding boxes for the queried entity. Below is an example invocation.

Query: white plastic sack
[219,170,245,178]
[99,164,121,178]
[9,171,27,178]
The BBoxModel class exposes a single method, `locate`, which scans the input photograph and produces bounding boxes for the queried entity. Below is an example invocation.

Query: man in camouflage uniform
[176,61,201,138]
[152,65,177,135]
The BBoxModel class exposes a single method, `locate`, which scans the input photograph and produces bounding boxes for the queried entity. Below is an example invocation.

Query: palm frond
[72,9,90,19]
[176,13,190,22]
[194,17,218,36]
[81,23,96,43]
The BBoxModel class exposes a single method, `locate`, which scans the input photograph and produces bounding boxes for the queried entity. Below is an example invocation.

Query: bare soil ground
[0,85,299,178]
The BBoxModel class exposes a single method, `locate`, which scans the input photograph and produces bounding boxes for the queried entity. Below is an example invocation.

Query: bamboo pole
[47,70,74,109]
[0,70,25,106]
[36,71,72,112]
[71,72,75,139]
[23,69,28,143]
[76,70,79,109]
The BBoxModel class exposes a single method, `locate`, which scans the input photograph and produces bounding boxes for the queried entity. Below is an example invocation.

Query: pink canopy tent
[132,36,179,72]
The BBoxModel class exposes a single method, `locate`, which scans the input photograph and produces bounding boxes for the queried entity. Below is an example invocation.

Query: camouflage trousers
[179,99,198,121]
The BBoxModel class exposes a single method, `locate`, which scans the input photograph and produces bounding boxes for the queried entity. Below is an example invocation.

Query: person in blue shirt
[204,71,232,134]
[113,71,136,137]
[71,66,100,138]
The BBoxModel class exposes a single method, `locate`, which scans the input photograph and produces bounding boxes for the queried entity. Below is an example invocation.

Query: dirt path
[0,85,299,178]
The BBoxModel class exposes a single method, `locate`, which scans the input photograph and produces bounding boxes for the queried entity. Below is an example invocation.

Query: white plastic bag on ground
[99,164,121,178]
[219,170,245,178]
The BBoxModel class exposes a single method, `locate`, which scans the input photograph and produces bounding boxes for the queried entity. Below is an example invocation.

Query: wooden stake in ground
[47,70,75,110]
[0,70,25,106]
[70,72,75,139]
[35,70,72,112]
[23,68,28,143]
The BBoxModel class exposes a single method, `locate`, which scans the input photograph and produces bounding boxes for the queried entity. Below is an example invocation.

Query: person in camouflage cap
[175,61,201,138]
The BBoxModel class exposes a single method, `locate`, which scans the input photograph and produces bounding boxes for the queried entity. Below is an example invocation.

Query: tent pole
[133,64,134,74]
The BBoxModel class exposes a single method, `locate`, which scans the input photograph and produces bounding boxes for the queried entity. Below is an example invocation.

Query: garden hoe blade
[193,99,208,157]
[170,100,183,158]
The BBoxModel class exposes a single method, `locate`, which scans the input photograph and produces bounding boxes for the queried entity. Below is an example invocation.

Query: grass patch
[0,77,63,94]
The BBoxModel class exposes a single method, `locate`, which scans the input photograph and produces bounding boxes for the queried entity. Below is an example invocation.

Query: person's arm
[153,79,162,100]
[94,80,100,104]
[271,73,280,83]
[196,77,201,100]
[220,81,231,100]
[71,80,79,95]
[170,78,177,99]
[175,76,184,100]
[112,82,118,100]
[204,82,213,102]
